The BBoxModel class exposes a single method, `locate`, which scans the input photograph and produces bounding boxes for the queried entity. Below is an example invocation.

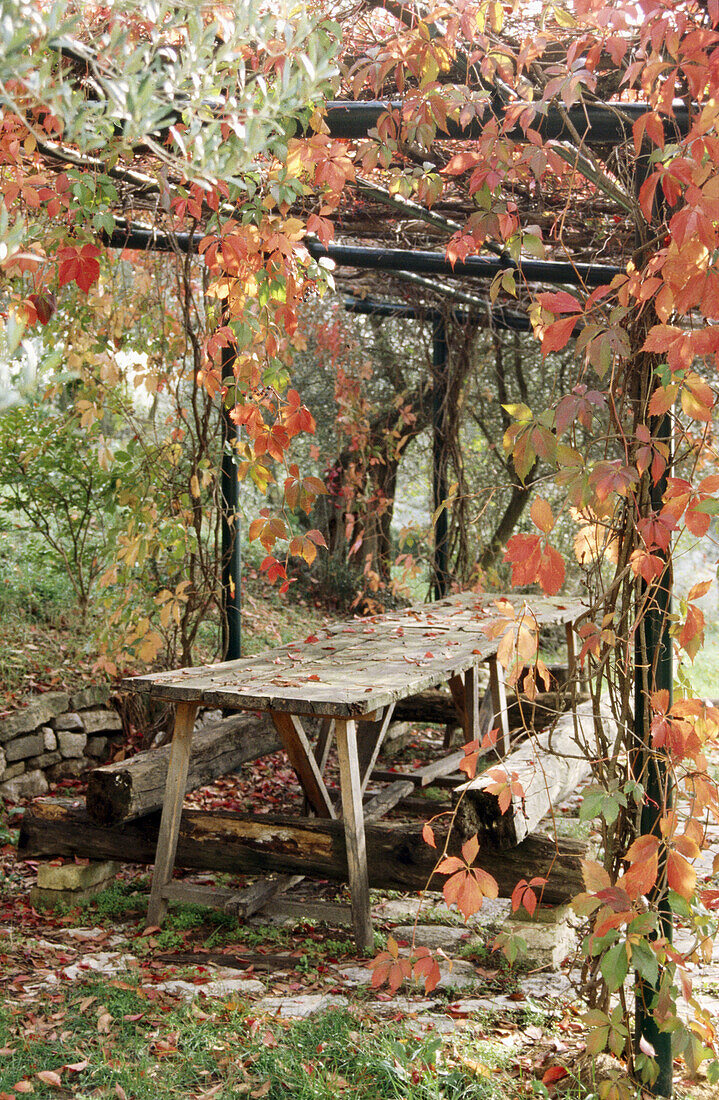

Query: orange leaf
[581,859,611,893]
[462,834,479,865]
[531,496,554,534]
[542,1065,569,1085]
[413,950,441,992]
[537,545,565,596]
[36,1072,62,1088]
[667,850,697,899]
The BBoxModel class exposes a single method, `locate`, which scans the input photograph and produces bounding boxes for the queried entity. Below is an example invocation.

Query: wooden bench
[122,592,585,951]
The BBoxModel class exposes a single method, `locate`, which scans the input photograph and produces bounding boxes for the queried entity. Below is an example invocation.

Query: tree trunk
[455,700,612,848]
[19,800,587,906]
[86,713,281,825]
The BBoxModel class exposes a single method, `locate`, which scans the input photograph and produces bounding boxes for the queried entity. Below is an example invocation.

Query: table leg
[489,656,510,756]
[334,717,373,953]
[146,700,198,927]
[464,664,480,740]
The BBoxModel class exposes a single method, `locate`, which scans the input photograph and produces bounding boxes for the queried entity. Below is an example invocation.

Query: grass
[0,981,511,1100]
[76,879,368,963]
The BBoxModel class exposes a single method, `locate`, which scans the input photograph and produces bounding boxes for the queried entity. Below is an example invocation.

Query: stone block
[81,708,122,734]
[506,907,578,969]
[47,759,87,782]
[1,762,26,781]
[85,737,110,759]
[42,727,57,750]
[0,693,70,743]
[31,860,120,907]
[37,860,121,891]
[71,686,111,711]
[29,752,62,769]
[0,769,48,801]
[58,731,87,758]
[5,734,44,762]
[51,713,83,732]
[0,746,5,777]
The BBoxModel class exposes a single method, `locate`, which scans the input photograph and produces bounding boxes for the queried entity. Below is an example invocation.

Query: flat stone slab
[52,713,83,732]
[153,977,265,1000]
[390,925,474,951]
[374,896,511,927]
[519,973,573,1000]
[404,1015,457,1035]
[57,732,87,758]
[50,952,137,981]
[71,686,111,710]
[338,958,478,992]
[445,995,520,1015]
[255,994,350,1018]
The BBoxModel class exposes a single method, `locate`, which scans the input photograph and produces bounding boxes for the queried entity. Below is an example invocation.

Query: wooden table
[123,592,585,950]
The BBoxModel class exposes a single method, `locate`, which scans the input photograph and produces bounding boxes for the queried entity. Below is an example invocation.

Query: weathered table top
[122,592,586,718]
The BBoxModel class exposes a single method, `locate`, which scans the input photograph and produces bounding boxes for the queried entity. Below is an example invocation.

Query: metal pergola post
[634,428,673,1097]
[220,344,242,661]
[431,315,450,598]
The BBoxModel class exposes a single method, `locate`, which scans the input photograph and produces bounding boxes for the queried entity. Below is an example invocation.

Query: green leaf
[668,889,693,919]
[585,1025,610,1056]
[631,939,659,987]
[601,941,629,991]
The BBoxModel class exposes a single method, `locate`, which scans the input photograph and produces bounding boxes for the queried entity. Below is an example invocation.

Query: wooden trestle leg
[146,700,198,927]
[489,656,510,755]
[334,717,374,953]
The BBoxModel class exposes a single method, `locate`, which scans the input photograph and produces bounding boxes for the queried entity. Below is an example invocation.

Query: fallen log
[19,799,586,905]
[455,699,613,849]
[86,713,282,825]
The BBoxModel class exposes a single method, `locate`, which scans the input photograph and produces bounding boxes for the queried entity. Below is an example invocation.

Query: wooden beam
[147,700,197,927]
[489,656,510,755]
[363,779,415,820]
[335,718,373,952]
[271,711,336,819]
[19,801,588,906]
[86,713,281,825]
[357,703,396,793]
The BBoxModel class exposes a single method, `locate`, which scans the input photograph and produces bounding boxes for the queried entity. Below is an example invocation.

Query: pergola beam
[322,99,690,144]
[107,223,624,287]
[343,294,531,330]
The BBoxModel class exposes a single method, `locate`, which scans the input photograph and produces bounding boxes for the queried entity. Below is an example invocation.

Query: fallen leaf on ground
[36,1071,62,1088]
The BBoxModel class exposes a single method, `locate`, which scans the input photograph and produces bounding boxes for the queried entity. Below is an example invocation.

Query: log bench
[110,591,585,951]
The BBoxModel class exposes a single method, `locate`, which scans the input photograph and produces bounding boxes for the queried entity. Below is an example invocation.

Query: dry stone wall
[0,687,123,801]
